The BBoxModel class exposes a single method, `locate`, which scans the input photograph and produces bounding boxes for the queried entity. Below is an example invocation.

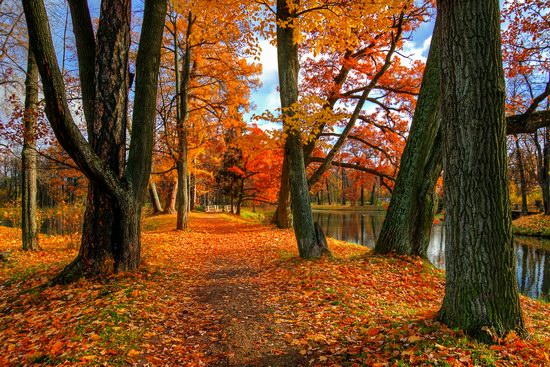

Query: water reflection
[313,210,550,301]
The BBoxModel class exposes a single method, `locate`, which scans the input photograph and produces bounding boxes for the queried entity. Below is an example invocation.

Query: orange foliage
[1,215,549,366]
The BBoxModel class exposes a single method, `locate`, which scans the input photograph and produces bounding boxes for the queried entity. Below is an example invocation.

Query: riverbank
[312,204,385,211]
[1,213,549,366]
[512,214,550,239]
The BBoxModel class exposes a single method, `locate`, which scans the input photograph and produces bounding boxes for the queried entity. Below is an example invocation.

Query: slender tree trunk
[149,181,163,213]
[375,16,442,257]
[341,169,347,205]
[326,179,332,205]
[437,0,525,341]
[190,173,196,210]
[175,11,193,230]
[21,49,40,251]
[276,0,329,258]
[543,129,550,214]
[514,137,529,215]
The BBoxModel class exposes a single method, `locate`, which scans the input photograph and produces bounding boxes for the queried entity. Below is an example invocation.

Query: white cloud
[400,36,432,67]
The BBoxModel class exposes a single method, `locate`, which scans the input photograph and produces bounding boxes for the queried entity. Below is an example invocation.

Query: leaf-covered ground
[513,214,550,239]
[1,213,549,366]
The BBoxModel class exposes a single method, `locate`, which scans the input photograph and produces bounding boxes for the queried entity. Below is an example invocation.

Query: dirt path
[141,214,309,366]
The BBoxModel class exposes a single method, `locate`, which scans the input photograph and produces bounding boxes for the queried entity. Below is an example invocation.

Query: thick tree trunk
[149,181,163,213]
[437,0,525,341]
[375,16,442,258]
[277,0,329,258]
[272,154,292,228]
[21,49,40,251]
[60,0,130,281]
[514,137,528,215]
[25,0,167,283]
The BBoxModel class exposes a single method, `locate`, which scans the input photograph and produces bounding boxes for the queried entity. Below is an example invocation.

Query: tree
[376,0,550,258]
[23,0,167,282]
[21,49,39,250]
[375,14,442,258]
[276,0,329,258]
[437,0,525,341]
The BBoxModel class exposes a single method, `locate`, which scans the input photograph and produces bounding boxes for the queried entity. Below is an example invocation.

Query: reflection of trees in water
[516,244,548,300]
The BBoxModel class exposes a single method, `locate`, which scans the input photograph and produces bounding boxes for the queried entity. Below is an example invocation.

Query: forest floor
[513,214,550,240]
[0,213,549,367]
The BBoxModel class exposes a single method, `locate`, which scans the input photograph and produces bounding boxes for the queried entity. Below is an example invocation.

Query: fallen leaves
[0,213,549,366]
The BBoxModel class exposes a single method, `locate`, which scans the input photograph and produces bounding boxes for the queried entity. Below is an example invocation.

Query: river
[313,210,550,301]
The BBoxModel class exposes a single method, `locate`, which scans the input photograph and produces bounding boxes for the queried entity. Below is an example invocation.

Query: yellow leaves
[127,349,141,358]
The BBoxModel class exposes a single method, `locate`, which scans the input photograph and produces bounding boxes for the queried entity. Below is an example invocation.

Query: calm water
[313,210,550,301]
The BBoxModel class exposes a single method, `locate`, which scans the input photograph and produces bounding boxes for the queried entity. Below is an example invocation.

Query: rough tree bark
[437,0,525,341]
[375,15,442,258]
[21,49,39,251]
[276,0,329,258]
[23,0,167,282]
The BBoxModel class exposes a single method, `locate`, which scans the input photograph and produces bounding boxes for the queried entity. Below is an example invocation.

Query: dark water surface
[313,210,550,301]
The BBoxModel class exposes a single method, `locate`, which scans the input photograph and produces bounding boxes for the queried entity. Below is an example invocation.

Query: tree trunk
[514,137,528,215]
[375,16,442,258]
[277,0,329,258]
[21,49,40,251]
[341,169,347,205]
[190,173,196,210]
[164,178,177,214]
[437,0,525,341]
[149,180,163,213]
[175,11,193,230]
[543,129,550,214]
[272,154,292,228]
[326,179,332,205]
[25,0,167,283]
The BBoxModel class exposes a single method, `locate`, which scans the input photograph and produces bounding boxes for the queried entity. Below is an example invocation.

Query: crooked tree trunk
[375,16,442,258]
[437,0,525,341]
[24,0,167,283]
[277,0,329,258]
[21,49,40,251]
[149,181,163,213]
